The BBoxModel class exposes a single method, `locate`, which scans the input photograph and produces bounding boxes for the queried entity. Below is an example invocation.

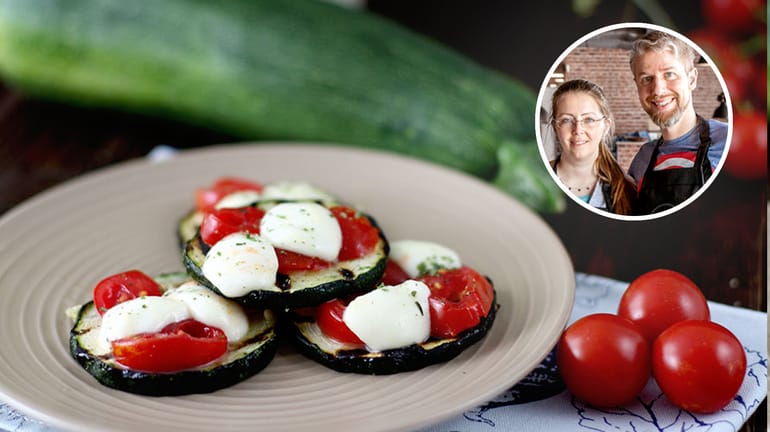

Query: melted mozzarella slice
[215,190,262,209]
[389,240,461,278]
[261,181,335,202]
[260,202,341,261]
[343,280,431,352]
[202,232,279,297]
[99,296,191,352]
[164,281,249,343]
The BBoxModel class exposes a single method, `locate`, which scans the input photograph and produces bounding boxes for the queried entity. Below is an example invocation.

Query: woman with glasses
[549,79,637,215]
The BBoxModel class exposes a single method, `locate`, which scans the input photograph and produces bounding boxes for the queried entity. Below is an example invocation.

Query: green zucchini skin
[0,0,563,212]
[182,209,389,310]
[177,208,203,248]
[69,301,279,396]
[289,294,498,375]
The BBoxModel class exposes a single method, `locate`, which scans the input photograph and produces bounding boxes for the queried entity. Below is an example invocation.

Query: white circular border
[534,22,734,222]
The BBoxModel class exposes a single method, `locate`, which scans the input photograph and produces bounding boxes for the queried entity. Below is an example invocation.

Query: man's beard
[647,95,690,129]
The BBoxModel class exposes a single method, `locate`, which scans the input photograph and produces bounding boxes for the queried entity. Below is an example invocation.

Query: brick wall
[616,141,644,172]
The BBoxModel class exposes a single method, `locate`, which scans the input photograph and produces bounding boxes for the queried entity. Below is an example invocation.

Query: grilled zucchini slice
[289,293,498,375]
[68,274,278,396]
[182,204,389,310]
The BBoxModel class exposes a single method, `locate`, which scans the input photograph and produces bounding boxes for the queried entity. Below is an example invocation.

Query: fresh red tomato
[723,110,768,180]
[381,260,411,286]
[720,67,748,105]
[617,269,710,344]
[652,320,746,413]
[199,206,265,246]
[701,0,764,35]
[112,319,228,373]
[93,270,163,315]
[331,206,380,261]
[557,313,651,408]
[316,298,364,345]
[195,177,263,213]
[419,266,495,339]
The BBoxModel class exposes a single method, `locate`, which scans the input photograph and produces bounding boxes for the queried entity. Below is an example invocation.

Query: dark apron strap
[636,116,712,214]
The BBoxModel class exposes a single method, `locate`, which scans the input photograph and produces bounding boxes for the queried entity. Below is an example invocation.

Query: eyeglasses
[553,116,606,130]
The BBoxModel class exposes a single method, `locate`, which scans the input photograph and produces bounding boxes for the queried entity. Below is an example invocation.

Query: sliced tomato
[316,298,364,346]
[93,270,163,315]
[419,266,495,339]
[199,206,265,246]
[276,248,333,272]
[381,260,411,286]
[331,206,380,261]
[111,319,228,373]
[195,177,264,213]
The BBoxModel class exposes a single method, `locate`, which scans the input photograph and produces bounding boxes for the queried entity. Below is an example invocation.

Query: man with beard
[626,30,728,215]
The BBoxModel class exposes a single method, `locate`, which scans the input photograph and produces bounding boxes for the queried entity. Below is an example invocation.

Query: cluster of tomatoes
[557,269,747,413]
[688,0,767,181]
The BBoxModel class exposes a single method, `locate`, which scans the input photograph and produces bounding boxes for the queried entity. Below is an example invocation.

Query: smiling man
[626,30,728,215]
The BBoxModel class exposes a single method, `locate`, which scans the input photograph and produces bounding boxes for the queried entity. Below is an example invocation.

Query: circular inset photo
[536,23,732,221]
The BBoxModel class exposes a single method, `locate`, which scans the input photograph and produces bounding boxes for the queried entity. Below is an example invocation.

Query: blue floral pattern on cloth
[1,273,766,432]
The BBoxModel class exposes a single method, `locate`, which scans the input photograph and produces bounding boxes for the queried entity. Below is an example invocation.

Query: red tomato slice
[276,248,333,272]
[652,320,746,413]
[381,260,411,286]
[195,177,264,213]
[419,267,495,339]
[331,206,380,261]
[316,298,364,345]
[111,319,228,373]
[199,206,265,246]
[93,270,163,315]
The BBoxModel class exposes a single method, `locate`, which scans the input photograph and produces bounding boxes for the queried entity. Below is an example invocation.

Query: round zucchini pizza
[289,240,498,374]
[67,270,278,396]
[181,177,389,310]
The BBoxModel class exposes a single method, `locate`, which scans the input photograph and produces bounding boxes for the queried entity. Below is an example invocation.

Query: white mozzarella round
[261,181,335,202]
[259,202,342,261]
[389,240,462,278]
[343,280,431,352]
[164,281,250,343]
[99,296,191,352]
[202,232,279,297]
[214,190,262,209]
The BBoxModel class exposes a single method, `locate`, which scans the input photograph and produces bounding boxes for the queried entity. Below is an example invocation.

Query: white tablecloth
[1,273,766,432]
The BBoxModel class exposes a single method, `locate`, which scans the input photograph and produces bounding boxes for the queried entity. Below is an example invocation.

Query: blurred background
[0,1,766,428]
[366,0,767,313]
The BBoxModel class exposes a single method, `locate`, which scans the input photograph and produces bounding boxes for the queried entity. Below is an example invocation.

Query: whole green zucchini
[0,0,563,212]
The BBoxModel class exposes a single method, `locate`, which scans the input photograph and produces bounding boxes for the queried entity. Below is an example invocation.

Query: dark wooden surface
[0,1,765,430]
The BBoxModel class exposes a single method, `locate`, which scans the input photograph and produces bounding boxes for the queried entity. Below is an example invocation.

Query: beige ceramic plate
[0,144,574,432]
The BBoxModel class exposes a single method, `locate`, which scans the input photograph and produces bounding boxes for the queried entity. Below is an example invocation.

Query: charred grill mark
[338,268,355,280]
[199,236,211,255]
[276,273,292,291]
